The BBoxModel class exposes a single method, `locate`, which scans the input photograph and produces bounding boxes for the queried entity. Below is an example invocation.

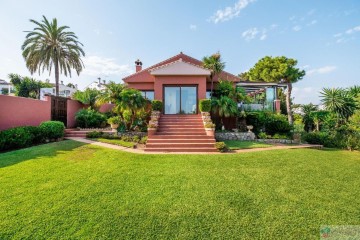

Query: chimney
[60,80,63,85]
[135,59,142,72]
[103,80,106,84]
[98,77,101,84]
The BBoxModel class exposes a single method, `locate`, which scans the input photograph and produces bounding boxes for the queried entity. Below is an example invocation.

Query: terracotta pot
[205,128,215,136]
[148,128,157,136]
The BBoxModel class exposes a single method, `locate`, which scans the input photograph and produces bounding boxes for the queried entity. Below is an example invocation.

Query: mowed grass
[96,138,136,148]
[224,140,272,149]
[0,140,359,239]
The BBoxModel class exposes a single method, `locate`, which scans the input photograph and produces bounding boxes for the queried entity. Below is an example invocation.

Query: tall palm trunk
[286,82,293,124]
[54,57,60,96]
[210,75,214,98]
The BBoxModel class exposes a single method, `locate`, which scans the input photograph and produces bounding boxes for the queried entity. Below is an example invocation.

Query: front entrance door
[164,86,197,114]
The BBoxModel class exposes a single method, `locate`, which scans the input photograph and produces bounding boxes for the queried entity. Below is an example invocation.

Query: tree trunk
[210,75,214,99]
[54,58,60,96]
[286,82,293,125]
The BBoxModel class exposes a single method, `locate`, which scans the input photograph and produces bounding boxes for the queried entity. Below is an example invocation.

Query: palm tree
[22,16,85,96]
[118,88,146,130]
[211,96,238,118]
[96,81,126,107]
[320,88,357,123]
[301,103,317,132]
[202,52,225,98]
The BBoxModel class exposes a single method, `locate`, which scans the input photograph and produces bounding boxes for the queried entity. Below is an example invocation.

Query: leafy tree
[22,16,84,96]
[202,52,225,98]
[117,88,146,130]
[66,83,76,88]
[72,88,100,109]
[301,103,317,132]
[247,56,306,124]
[8,73,51,99]
[238,72,250,81]
[310,110,329,132]
[320,88,357,124]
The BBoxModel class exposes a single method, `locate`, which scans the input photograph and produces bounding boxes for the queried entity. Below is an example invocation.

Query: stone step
[147,139,216,143]
[154,132,207,136]
[146,143,215,148]
[65,134,87,138]
[157,128,205,133]
[144,148,218,152]
[150,135,214,139]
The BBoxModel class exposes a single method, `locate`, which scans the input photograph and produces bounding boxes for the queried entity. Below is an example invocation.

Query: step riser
[145,148,218,152]
[147,144,215,148]
[155,133,207,136]
[148,140,215,143]
[157,130,205,133]
[150,135,213,139]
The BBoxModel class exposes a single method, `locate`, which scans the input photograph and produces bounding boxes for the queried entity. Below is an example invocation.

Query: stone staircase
[145,115,217,152]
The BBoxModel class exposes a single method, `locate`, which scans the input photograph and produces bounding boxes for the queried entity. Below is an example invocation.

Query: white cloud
[292,25,302,31]
[260,33,267,40]
[242,28,259,41]
[82,56,133,77]
[307,9,316,15]
[189,24,197,31]
[333,33,342,38]
[209,0,256,23]
[93,29,100,35]
[289,16,296,21]
[345,25,360,34]
[307,20,317,26]
[307,66,337,75]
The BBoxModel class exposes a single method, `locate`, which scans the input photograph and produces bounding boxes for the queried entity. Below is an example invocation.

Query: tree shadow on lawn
[0,140,87,169]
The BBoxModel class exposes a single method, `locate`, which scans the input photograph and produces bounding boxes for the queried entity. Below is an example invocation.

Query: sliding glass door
[164,86,197,114]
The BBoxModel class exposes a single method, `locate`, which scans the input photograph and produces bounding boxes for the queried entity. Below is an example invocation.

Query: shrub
[75,109,107,128]
[272,133,289,139]
[107,116,121,125]
[264,114,292,136]
[0,126,43,151]
[139,136,148,144]
[86,131,104,138]
[258,132,267,139]
[199,99,211,112]
[39,121,65,140]
[301,132,332,146]
[152,100,163,112]
[204,122,215,129]
[215,142,229,152]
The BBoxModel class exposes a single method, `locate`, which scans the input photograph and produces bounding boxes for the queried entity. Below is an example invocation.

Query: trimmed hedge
[39,121,65,139]
[75,109,107,128]
[0,121,64,152]
[152,100,163,112]
[199,99,211,112]
[246,112,292,137]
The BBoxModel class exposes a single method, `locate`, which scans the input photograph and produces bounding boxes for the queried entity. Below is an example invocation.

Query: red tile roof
[123,52,241,83]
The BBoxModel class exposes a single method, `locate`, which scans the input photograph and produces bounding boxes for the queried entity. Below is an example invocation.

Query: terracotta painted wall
[126,82,154,91]
[66,99,85,128]
[153,76,207,101]
[0,95,51,130]
[99,103,115,113]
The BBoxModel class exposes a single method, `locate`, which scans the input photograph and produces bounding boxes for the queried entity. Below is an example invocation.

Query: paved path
[66,137,323,155]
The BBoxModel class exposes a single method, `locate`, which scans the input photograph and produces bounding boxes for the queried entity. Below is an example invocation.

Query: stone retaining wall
[117,132,147,138]
[215,132,256,141]
[255,139,299,144]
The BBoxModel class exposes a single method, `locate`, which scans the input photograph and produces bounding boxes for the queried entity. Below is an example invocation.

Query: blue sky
[0,0,359,104]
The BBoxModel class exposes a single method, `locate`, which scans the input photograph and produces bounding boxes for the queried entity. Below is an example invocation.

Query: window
[206,91,211,99]
[141,91,154,101]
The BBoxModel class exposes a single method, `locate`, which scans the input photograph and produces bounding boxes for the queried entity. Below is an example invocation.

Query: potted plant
[204,122,215,136]
[147,123,158,136]
[108,116,121,132]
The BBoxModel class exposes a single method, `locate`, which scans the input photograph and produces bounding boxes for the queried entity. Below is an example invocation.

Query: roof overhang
[149,59,211,76]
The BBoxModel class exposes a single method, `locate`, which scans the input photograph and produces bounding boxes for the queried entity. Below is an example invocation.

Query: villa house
[123,52,241,115]
[123,52,282,115]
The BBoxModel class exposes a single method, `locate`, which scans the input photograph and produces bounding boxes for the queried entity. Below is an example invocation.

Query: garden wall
[99,103,114,113]
[0,95,51,130]
[67,99,85,128]
[215,132,255,141]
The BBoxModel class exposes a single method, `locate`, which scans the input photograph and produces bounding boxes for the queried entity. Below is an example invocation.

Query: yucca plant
[22,16,85,96]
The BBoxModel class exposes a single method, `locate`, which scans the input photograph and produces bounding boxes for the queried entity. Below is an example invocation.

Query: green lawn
[224,140,272,149]
[95,138,136,148]
[0,140,359,239]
